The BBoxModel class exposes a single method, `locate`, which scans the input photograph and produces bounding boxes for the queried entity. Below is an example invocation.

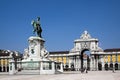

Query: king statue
[31,17,42,38]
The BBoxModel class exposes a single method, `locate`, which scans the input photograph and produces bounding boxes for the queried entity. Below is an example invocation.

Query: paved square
[0,71,120,80]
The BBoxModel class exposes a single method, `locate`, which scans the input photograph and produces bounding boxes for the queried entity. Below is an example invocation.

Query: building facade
[49,31,120,71]
[1,31,120,72]
[0,50,22,72]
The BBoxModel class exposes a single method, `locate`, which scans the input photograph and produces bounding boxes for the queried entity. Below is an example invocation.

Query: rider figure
[31,17,42,38]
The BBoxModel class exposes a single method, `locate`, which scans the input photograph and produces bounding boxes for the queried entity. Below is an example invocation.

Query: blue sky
[0,0,120,53]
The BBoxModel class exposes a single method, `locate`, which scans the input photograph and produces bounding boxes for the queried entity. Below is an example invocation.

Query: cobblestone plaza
[0,71,120,80]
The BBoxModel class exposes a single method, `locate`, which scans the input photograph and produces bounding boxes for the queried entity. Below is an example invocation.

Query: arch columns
[90,55,95,70]
[70,30,103,71]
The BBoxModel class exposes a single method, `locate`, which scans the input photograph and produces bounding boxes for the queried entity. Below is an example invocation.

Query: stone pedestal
[9,59,15,75]
[20,36,60,75]
[22,36,48,61]
[60,63,63,72]
[28,36,45,59]
[40,59,55,74]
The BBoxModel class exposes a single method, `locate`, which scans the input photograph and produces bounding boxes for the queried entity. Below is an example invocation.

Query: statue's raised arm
[31,17,42,38]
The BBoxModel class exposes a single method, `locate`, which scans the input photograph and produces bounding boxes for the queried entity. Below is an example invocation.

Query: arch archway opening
[115,63,118,70]
[109,63,113,70]
[80,49,90,71]
[98,62,102,70]
[104,63,108,70]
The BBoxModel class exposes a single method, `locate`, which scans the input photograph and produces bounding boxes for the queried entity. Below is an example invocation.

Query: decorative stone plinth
[9,16,63,75]
[28,36,45,59]
[21,59,56,74]
[9,60,15,75]
[19,36,61,75]
[40,59,55,74]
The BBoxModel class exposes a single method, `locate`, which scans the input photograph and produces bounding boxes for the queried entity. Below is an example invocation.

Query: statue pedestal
[9,59,15,75]
[21,36,56,74]
[8,16,63,75]
[28,36,44,59]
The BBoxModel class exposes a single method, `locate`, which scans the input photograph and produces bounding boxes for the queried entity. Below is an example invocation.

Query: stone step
[16,70,40,75]
[55,70,62,74]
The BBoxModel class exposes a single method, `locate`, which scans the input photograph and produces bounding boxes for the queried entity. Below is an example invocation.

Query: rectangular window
[63,57,66,64]
[54,57,57,61]
[107,55,111,63]
[112,55,116,62]
[104,55,107,63]
[58,57,62,62]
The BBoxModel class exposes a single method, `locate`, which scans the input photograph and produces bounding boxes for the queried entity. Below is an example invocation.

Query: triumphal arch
[70,30,103,70]
[50,30,104,71]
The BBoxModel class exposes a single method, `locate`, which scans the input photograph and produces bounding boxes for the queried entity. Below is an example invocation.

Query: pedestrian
[86,68,88,73]
[112,67,115,73]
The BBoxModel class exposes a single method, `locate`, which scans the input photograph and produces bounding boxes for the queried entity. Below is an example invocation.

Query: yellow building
[0,50,22,72]
[49,51,90,71]
[49,48,120,71]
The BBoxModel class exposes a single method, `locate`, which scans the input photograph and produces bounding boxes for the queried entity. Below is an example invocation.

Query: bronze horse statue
[31,17,42,37]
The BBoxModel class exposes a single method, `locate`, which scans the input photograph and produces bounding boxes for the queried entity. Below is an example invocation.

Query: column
[63,57,65,69]
[1,58,3,72]
[40,61,43,74]
[5,58,7,72]
[90,55,94,71]
[66,56,69,69]
[96,56,99,70]
[76,56,80,71]
[93,57,96,70]
[68,56,71,68]
[73,56,76,70]
[75,56,77,71]
[75,56,78,71]
[79,56,81,71]
[101,55,104,70]
[95,57,98,71]
[116,53,118,62]
[7,59,9,72]
[60,63,63,72]
[90,57,92,70]
[90,56,92,70]
[95,55,98,71]
[52,62,55,73]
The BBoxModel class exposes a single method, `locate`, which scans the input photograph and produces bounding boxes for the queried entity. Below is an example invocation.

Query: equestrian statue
[31,17,42,37]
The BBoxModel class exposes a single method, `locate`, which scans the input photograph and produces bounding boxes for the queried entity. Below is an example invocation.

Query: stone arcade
[49,31,120,71]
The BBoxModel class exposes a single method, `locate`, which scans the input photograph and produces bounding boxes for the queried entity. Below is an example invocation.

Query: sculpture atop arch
[80,30,91,39]
[71,30,103,53]
[69,30,103,71]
